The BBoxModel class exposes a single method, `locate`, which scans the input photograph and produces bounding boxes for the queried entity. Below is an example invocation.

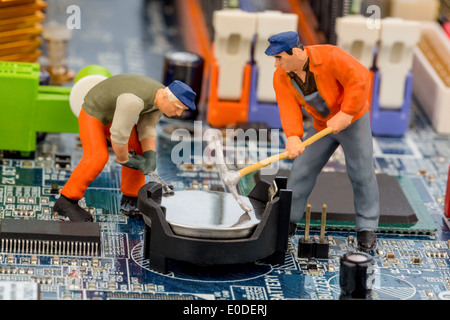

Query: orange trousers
[61,108,145,200]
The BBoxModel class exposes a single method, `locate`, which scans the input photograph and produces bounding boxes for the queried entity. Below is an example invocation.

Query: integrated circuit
[0,219,101,256]
[306,172,418,226]
[54,154,71,170]
[255,170,434,234]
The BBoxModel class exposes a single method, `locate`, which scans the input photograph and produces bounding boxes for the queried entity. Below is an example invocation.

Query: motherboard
[0,98,449,301]
[0,0,449,304]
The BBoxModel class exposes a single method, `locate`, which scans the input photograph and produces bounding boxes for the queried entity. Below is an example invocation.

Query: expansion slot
[442,0,450,21]
[418,31,450,87]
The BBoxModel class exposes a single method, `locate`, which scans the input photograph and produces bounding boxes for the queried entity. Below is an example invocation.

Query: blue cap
[265,31,300,56]
[168,80,196,110]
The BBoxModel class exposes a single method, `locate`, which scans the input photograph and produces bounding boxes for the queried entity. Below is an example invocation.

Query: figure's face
[272,48,307,74]
[273,52,295,72]
[157,91,189,117]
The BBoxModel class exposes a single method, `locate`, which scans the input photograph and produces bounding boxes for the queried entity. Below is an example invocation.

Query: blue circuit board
[0,0,449,304]
[0,98,449,301]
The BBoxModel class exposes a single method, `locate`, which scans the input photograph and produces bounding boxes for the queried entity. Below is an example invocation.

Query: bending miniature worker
[266,31,379,252]
[54,75,196,222]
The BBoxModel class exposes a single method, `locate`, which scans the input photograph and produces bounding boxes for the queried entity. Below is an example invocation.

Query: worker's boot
[356,230,377,254]
[120,195,142,219]
[53,194,93,222]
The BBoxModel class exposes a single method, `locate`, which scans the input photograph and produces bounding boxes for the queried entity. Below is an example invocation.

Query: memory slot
[0,219,101,256]
[418,31,450,87]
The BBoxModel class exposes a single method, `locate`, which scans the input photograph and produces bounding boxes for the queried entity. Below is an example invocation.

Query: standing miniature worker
[54,74,196,222]
[265,31,379,252]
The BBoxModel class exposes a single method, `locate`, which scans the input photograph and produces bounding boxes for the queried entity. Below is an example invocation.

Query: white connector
[335,15,380,69]
[213,9,257,100]
[390,0,440,21]
[253,11,297,103]
[412,22,450,134]
[377,18,421,109]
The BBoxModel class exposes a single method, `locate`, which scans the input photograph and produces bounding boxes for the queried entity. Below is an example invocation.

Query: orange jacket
[273,45,371,138]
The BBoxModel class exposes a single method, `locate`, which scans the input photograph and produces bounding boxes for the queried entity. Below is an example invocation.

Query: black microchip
[55,154,71,169]
[307,171,418,225]
[256,170,418,226]
[0,219,101,256]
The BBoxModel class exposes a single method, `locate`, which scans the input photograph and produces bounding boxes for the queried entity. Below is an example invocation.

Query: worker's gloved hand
[120,154,145,171]
[119,150,157,175]
[141,150,157,174]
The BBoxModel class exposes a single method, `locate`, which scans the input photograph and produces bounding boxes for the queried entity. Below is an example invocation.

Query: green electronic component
[0,62,111,156]
[0,61,76,155]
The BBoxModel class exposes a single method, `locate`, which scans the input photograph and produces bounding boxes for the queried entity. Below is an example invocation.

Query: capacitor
[162,51,204,121]
[339,252,375,300]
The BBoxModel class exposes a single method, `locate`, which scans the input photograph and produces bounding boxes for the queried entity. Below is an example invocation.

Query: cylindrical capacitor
[339,252,375,300]
[162,51,204,121]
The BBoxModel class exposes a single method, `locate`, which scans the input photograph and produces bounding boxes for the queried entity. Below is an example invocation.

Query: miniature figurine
[53,75,196,222]
[265,31,379,252]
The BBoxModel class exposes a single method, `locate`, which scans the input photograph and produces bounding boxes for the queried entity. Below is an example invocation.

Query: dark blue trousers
[287,112,380,231]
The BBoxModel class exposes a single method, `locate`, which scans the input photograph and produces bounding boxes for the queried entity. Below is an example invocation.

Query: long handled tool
[148,171,174,194]
[216,127,333,212]
[128,150,175,194]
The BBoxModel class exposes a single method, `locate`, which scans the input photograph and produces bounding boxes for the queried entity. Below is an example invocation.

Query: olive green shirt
[83,74,165,145]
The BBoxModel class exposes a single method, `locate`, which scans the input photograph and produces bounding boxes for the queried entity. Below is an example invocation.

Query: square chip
[305,171,418,226]
[256,170,421,230]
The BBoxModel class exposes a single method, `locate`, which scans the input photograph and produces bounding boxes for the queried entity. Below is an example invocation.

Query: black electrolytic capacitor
[163,51,204,121]
[339,252,375,300]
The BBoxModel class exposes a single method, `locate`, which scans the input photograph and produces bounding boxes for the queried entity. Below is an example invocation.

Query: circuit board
[0,0,449,304]
[0,98,449,302]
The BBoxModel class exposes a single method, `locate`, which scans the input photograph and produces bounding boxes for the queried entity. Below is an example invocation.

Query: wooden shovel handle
[238,127,333,178]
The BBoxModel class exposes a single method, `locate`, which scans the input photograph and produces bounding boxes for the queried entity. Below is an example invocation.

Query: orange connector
[207,54,252,128]
[368,70,375,115]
